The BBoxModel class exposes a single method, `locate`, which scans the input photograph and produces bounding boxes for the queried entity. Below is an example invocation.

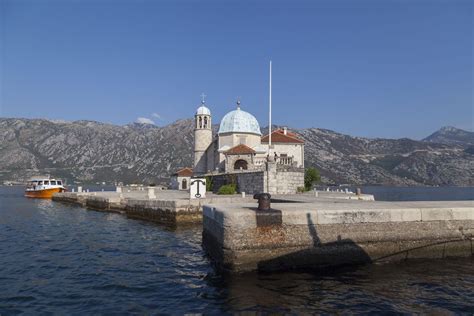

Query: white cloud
[135,117,155,125]
[151,113,161,119]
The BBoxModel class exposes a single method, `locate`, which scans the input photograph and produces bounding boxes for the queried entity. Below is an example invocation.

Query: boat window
[44,180,50,185]
[57,181,62,185]
[50,181,56,185]
[38,181,43,185]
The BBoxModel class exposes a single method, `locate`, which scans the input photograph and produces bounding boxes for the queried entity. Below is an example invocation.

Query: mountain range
[0,118,472,186]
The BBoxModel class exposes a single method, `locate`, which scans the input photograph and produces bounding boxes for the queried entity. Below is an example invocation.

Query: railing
[277,156,294,166]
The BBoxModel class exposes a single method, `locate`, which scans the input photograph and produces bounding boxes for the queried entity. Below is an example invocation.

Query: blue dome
[218,107,261,135]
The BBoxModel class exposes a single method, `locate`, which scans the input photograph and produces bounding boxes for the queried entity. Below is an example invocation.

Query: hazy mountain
[423,126,474,147]
[1,118,472,186]
[298,128,472,186]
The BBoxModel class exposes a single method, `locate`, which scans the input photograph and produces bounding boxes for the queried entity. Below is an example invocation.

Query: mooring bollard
[77,186,82,193]
[241,192,246,198]
[314,189,318,197]
[356,188,361,196]
[253,193,271,211]
[116,186,122,193]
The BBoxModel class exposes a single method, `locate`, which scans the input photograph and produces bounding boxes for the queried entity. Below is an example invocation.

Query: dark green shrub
[218,184,236,195]
[205,176,213,191]
[304,167,321,191]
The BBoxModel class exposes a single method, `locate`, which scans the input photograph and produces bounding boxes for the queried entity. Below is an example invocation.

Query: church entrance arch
[234,159,248,170]
[182,179,187,190]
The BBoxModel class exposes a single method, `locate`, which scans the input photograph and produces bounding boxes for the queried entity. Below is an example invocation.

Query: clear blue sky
[1,0,472,139]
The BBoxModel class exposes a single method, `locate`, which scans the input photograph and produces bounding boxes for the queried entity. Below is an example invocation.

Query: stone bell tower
[193,96,212,174]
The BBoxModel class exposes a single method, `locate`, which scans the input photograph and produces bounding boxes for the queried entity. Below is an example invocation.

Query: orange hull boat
[25,187,65,198]
[25,177,66,199]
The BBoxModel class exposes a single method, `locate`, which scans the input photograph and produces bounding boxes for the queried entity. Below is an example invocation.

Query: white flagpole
[269,60,272,150]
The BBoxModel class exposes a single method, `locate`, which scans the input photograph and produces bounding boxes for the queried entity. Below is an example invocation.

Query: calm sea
[0,186,473,314]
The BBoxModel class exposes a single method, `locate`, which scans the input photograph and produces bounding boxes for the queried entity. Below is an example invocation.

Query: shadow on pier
[255,212,372,272]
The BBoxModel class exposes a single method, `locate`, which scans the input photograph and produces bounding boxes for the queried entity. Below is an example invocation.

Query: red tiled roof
[261,129,304,144]
[175,167,193,177]
[225,144,256,155]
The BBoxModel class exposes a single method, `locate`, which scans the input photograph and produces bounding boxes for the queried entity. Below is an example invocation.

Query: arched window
[204,117,208,128]
[182,179,187,190]
[234,159,248,170]
[199,117,202,129]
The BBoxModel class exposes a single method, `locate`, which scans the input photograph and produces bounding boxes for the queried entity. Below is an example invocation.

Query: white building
[170,167,193,190]
[193,99,305,175]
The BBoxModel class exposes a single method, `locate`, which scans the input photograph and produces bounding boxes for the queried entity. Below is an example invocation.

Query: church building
[193,99,305,175]
[191,97,305,194]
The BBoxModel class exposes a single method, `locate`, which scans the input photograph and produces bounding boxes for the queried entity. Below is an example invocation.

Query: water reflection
[218,258,474,313]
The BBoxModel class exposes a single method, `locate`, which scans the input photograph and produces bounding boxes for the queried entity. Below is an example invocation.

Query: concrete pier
[202,200,474,273]
[53,190,255,225]
[53,190,374,225]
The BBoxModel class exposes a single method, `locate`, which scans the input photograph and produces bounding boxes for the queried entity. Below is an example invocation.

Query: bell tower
[193,94,212,174]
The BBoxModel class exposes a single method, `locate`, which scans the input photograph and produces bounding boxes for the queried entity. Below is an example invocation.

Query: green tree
[304,167,321,191]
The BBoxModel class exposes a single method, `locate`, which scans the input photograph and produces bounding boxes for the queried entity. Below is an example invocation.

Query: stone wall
[126,199,202,225]
[209,172,265,195]
[208,163,304,195]
[266,163,304,194]
[202,201,474,273]
[236,171,265,195]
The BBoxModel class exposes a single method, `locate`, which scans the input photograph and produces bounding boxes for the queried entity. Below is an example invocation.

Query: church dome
[218,102,261,135]
[196,103,211,116]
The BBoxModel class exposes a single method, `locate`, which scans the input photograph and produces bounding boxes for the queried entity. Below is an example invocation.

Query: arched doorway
[234,159,248,170]
[182,179,187,190]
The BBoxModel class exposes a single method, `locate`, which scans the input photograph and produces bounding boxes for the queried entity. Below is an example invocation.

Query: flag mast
[268,60,272,152]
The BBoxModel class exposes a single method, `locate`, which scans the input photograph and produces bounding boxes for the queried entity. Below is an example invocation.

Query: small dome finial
[200,93,207,104]
[236,98,241,109]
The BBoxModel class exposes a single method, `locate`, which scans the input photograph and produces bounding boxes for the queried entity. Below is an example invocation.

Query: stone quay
[52,188,374,225]
[52,188,254,225]
[202,199,474,273]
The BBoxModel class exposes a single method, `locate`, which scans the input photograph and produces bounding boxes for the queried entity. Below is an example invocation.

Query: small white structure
[147,187,156,199]
[170,168,193,190]
[190,177,206,199]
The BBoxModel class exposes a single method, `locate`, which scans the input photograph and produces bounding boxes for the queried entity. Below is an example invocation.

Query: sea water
[0,186,473,313]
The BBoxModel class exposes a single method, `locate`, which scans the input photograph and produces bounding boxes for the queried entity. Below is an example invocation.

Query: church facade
[193,99,305,175]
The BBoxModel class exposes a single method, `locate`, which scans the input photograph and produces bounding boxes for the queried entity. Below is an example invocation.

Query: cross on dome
[196,93,211,116]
